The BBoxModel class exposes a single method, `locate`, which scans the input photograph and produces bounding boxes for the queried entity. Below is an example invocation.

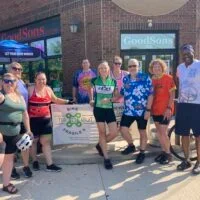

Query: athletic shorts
[93,107,116,124]
[175,103,200,137]
[152,115,170,125]
[30,117,52,137]
[120,114,147,130]
[3,135,19,154]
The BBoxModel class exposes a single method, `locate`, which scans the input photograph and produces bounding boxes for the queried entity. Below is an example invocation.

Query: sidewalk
[37,121,161,165]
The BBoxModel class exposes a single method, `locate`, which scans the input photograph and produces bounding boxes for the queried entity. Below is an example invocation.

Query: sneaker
[121,145,136,155]
[154,152,165,163]
[104,159,113,170]
[96,143,103,157]
[135,152,145,164]
[177,160,191,171]
[32,161,40,171]
[192,161,200,175]
[159,153,172,165]
[11,168,20,180]
[23,166,32,178]
[46,164,62,172]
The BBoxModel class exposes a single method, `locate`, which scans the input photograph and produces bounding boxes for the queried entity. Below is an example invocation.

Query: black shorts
[93,107,116,124]
[152,115,170,125]
[175,103,200,137]
[20,123,26,134]
[30,117,52,137]
[3,135,19,154]
[120,114,147,130]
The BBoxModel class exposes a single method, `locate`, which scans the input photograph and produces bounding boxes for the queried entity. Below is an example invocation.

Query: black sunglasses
[128,65,137,68]
[3,79,16,84]
[114,62,122,65]
[12,66,23,72]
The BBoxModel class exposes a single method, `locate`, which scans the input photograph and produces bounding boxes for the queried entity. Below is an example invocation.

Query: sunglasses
[128,65,138,68]
[3,79,16,84]
[114,62,122,65]
[12,66,23,72]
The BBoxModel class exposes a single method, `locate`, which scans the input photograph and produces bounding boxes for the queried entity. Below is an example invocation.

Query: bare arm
[163,89,175,120]
[0,92,5,104]
[144,94,154,120]
[48,87,68,105]
[72,86,77,103]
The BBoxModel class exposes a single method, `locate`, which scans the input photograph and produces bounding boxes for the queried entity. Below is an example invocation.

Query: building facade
[0,0,200,95]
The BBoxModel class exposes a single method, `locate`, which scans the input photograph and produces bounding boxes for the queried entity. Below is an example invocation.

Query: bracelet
[110,98,112,102]
[65,100,69,104]
[146,108,151,112]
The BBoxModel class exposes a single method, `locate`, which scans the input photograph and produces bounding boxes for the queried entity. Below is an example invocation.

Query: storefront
[120,31,178,75]
[0,16,62,84]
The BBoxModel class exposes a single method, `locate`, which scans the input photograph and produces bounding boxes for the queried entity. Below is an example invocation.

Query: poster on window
[51,103,124,145]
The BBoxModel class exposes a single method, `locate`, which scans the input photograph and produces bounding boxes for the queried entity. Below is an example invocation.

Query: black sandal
[3,183,18,194]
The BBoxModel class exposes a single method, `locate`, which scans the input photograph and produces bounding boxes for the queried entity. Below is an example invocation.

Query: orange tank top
[28,87,51,118]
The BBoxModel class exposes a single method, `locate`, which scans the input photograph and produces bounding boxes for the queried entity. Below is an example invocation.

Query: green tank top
[0,94,26,136]
[91,76,116,109]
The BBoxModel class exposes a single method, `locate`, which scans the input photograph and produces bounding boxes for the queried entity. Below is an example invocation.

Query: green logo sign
[66,113,82,127]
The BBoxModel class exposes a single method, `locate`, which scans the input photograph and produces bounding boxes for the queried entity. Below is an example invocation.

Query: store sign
[51,103,124,145]
[0,16,60,42]
[121,33,176,50]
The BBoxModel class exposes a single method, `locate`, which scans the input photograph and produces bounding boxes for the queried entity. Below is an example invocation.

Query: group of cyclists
[0,43,200,194]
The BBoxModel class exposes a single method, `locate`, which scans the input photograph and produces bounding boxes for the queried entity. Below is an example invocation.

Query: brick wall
[0,0,199,95]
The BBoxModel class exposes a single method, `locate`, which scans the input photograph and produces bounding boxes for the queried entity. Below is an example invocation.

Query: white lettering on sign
[121,33,176,50]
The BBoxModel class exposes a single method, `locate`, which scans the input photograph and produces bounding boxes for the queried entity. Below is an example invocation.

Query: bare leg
[40,135,53,166]
[195,136,200,162]
[30,138,39,162]
[106,122,118,143]
[182,136,190,160]
[2,154,14,186]
[138,129,148,150]
[154,123,170,153]
[120,126,133,145]
[21,150,30,167]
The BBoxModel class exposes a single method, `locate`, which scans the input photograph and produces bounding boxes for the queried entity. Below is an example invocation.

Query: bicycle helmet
[16,134,32,151]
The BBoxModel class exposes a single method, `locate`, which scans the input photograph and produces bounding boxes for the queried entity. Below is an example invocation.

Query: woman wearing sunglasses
[8,62,33,179]
[0,73,31,194]
[28,72,69,172]
[149,59,176,164]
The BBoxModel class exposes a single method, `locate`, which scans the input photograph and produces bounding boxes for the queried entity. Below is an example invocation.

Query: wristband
[146,108,151,112]
[110,98,112,102]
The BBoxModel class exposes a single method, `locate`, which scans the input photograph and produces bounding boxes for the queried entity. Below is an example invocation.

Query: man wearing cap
[176,44,200,174]
[120,58,153,164]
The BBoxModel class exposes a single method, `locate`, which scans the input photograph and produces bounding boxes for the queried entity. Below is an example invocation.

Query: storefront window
[48,58,62,80]
[47,37,62,56]
[31,40,45,53]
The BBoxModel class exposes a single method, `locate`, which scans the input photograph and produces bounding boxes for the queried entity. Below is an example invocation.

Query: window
[47,37,62,56]
[31,40,45,53]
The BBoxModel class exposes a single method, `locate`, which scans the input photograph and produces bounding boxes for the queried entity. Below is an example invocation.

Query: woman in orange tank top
[28,72,69,172]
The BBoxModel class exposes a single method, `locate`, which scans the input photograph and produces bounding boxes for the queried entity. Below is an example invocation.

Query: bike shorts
[93,107,116,124]
[3,135,19,154]
[152,115,170,125]
[175,103,200,137]
[30,117,52,138]
[120,114,147,130]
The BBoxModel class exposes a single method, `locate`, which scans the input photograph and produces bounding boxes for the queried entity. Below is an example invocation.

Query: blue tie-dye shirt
[120,73,153,117]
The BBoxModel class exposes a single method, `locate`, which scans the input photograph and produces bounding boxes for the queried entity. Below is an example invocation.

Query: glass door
[121,51,177,76]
